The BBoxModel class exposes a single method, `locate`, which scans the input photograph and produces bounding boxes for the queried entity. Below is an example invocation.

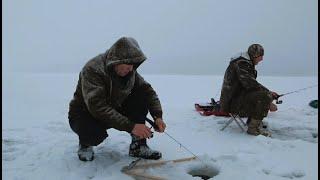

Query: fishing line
[145,118,208,168]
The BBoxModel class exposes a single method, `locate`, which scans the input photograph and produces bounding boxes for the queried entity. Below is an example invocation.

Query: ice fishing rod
[145,118,208,167]
[279,84,318,97]
[274,84,318,104]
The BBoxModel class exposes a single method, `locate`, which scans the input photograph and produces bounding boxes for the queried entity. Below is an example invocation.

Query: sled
[194,98,230,117]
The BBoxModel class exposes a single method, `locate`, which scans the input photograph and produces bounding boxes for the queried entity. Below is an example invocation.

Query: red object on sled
[194,103,230,117]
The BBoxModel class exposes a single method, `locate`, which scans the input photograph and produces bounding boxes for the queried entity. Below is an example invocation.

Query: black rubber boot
[78,144,94,161]
[129,135,162,160]
[247,118,271,137]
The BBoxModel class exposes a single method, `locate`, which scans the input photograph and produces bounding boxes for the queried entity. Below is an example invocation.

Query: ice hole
[187,164,219,180]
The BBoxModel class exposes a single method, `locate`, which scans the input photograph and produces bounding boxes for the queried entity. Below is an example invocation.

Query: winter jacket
[68,37,162,133]
[220,52,270,113]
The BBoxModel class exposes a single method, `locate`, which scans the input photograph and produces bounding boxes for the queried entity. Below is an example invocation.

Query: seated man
[68,37,166,161]
[219,44,279,137]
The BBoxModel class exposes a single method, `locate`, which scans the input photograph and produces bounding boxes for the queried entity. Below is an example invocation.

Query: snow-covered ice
[2,73,318,180]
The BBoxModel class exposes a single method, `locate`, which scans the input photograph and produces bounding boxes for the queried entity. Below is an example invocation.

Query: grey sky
[3,0,318,76]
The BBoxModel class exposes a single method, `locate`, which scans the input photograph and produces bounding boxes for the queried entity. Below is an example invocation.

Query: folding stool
[220,113,247,132]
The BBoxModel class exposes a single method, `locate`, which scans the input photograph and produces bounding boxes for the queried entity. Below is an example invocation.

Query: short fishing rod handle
[145,118,160,131]
[143,118,158,138]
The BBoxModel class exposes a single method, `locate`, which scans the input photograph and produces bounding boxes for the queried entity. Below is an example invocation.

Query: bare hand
[131,124,152,139]
[271,91,280,99]
[155,118,166,133]
[269,102,278,112]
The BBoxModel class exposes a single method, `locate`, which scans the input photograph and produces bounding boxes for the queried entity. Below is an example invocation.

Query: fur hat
[248,44,264,59]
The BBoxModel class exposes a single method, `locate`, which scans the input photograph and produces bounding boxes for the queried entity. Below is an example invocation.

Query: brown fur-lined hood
[105,37,147,70]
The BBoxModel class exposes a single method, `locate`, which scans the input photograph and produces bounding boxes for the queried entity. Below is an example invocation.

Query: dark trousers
[69,86,148,146]
[230,90,272,120]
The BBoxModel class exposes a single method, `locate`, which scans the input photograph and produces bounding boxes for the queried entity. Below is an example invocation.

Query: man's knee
[241,91,272,119]
[69,116,109,146]
[250,91,272,107]
[80,133,108,146]
[257,91,272,101]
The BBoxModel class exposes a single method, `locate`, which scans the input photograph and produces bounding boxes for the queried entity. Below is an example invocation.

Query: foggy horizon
[3,0,318,76]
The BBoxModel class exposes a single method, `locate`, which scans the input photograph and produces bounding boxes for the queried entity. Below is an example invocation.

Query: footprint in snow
[270,126,318,143]
[2,138,27,161]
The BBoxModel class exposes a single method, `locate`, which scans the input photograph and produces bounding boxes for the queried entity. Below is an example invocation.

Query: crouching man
[220,44,279,137]
[68,37,166,161]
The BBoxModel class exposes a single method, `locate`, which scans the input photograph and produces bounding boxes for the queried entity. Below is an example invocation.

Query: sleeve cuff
[151,111,163,120]
[124,121,135,133]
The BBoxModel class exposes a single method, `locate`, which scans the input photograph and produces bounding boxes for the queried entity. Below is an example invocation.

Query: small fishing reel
[273,94,283,104]
[276,99,283,104]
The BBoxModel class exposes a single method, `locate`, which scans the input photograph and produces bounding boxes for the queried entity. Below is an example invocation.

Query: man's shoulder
[233,57,253,67]
[82,53,107,75]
